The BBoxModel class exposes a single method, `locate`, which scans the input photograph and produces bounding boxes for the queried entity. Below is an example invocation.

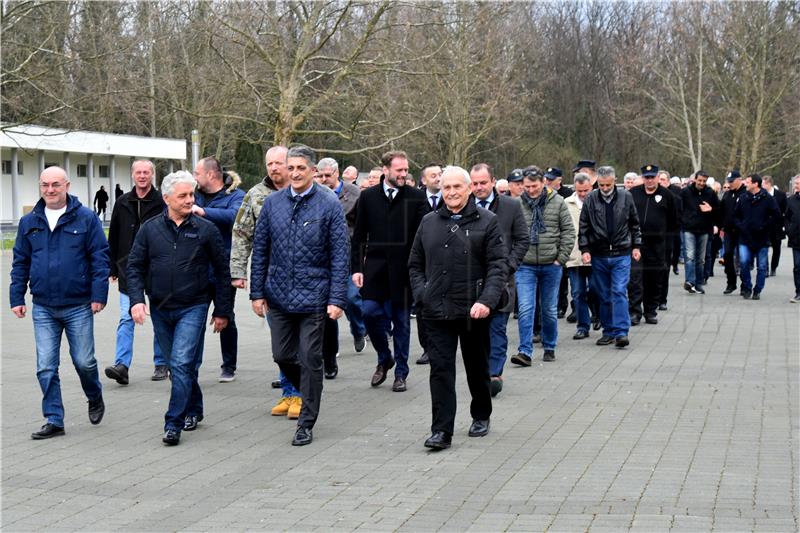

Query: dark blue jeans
[488,311,510,376]
[683,232,708,288]
[591,255,631,338]
[793,248,800,297]
[151,303,208,432]
[362,299,410,379]
[568,267,592,333]
[219,285,238,373]
[33,303,103,427]
[515,263,562,355]
[738,245,769,294]
[114,292,166,368]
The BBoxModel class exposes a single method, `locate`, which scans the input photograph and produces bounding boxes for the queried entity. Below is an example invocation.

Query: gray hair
[288,145,317,166]
[265,146,288,163]
[131,159,155,176]
[792,174,800,187]
[597,166,616,179]
[623,172,638,182]
[574,172,591,185]
[317,157,339,172]
[161,170,196,196]
[442,165,471,185]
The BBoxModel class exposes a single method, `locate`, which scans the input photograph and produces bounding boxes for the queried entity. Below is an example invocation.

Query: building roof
[0,123,186,160]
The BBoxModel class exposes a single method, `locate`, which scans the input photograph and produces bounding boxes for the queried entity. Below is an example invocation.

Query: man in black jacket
[351,150,428,392]
[719,170,744,294]
[680,170,719,294]
[127,170,232,446]
[785,175,800,303]
[578,166,642,348]
[733,174,782,299]
[415,163,444,365]
[628,165,678,325]
[409,166,507,450]
[470,163,529,397]
[763,175,787,276]
[105,160,167,385]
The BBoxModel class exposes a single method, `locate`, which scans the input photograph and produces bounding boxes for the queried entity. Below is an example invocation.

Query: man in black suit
[415,163,443,365]
[763,175,787,277]
[352,151,428,392]
[470,164,529,397]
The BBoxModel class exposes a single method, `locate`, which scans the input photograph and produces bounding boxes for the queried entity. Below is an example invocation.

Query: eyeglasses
[39,181,66,189]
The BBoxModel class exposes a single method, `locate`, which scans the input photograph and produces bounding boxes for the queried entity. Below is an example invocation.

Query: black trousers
[426,317,492,436]
[723,232,739,289]
[629,247,665,319]
[210,284,238,372]
[417,313,429,354]
[322,317,338,373]
[659,238,674,305]
[269,309,325,429]
[557,266,569,314]
[770,233,783,272]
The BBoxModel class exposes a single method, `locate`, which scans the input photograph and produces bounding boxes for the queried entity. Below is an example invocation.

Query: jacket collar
[32,194,81,217]
[437,199,480,220]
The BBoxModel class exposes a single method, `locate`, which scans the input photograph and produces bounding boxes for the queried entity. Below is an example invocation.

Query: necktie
[387,188,395,201]
[430,196,437,210]
[479,200,488,209]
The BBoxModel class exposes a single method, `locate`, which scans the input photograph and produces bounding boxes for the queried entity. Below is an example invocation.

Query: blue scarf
[522,191,548,244]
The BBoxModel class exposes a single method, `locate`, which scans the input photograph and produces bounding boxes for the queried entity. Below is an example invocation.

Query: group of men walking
[9,149,800,450]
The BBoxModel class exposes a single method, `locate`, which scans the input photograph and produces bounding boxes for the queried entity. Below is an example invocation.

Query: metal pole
[191,129,200,170]
[11,148,19,221]
[87,153,95,212]
[109,155,117,212]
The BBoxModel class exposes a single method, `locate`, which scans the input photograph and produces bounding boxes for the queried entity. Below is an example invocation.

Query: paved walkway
[2,250,798,532]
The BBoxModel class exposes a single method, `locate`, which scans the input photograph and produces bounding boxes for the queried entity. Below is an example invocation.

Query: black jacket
[668,184,683,230]
[785,192,800,249]
[352,178,428,305]
[108,187,166,293]
[579,188,642,257]
[485,192,529,313]
[629,184,678,245]
[734,189,782,250]
[680,184,719,234]
[719,185,745,233]
[768,189,787,239]
[408,201,507,320]
[127,212,232,317]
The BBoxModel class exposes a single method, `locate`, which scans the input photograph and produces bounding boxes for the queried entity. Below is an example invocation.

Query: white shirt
[45,206,66,231]
[475,192,495,208]
[383,181,397,199]
[427,191,441,209]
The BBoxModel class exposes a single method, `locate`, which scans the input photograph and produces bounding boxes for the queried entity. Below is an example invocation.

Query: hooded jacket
[10,195,109,308]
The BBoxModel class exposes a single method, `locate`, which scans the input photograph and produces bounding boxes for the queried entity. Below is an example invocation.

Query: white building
[0,124,187,223]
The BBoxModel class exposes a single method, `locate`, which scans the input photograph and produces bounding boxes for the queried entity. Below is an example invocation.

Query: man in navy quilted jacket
[250,145,350,446]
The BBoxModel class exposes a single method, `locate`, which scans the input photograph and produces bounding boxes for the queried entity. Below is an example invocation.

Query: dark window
[99,165,109,178]
[1,160,23,174]
[77,164,88,177]
[45,162,58,168]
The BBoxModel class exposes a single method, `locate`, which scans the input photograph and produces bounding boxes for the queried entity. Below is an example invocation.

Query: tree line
[3,1,799,189]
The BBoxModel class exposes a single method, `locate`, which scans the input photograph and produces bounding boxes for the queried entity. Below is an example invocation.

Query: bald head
[39,166,70,209]
[266,146,289,188]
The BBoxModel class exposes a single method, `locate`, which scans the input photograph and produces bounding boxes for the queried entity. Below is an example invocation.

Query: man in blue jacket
[250,145,349,447]
[734,174,782,300]
[127,170,233,446]
[10,166,110,440]
[192,157,245,382]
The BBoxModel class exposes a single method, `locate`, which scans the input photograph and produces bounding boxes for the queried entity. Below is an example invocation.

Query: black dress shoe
[152,365,169,381]
[557,310,566,319]
[566,311,577,323]
[392,377,407,392]
[31,423,65,440]
[673,266,679,275]
[490,377,503,397]
[596,335,615,346]
[292,426,313,446]
[354,335,366,353]
[615,336,630,348]
[532,334,542,344]
[592,319,601,331]
[424,431,452,450]
[370,358,395,387]
[752,292,761,300]
[105,364,129,385]
[542,350,555,362]
[468,419,490,437]
[723,286,736,294]
[630,316,641,326]
[770,268,777,277]
[271,379,282,389]
[184,414,204,431]
[88,397,105,425]
[573,330,589,340]
[324,364,338,380]
[644,315,658,325]
[162,429,181,446]
[658,303,668,311]
[416,352,430,364]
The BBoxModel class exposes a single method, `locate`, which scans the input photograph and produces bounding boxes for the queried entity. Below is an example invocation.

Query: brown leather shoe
[370,357,394,387]
[392,377,407,392]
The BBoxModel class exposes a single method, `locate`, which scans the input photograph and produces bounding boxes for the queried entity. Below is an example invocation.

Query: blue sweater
[249,183,349,313]
[10,195,109,308]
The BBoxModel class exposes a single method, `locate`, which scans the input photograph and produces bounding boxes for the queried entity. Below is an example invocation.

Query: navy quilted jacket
[249,183,349,313]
